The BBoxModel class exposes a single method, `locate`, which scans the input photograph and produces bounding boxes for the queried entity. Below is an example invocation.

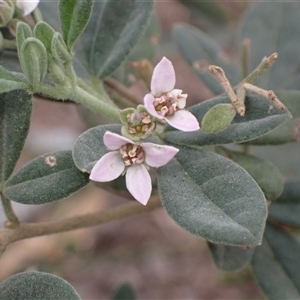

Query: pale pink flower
[16,0,39,16]
[144,57,200,132]
[90,131,179,205]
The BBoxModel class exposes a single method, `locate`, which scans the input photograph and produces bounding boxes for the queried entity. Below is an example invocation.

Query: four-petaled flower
[90,131,179,205]
[144,57,200,132]
[16,0,39,16]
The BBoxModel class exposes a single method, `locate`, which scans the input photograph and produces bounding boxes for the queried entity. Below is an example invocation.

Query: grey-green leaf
[251,225,300,300]
[59,0,94,49]
[217,148,284,201]
[268,180,300,228]
[163,93,291,146]
[16,22,33,56]
[0,271,81,300]
[236,2,300,89]
[158,146,267,247]
[72,124,122,172]
[33,21,56,53]
[208,242,255,272]
[173,23,240,94]
[244,90,300,145]
[0,90,32,190]
[76,0,154,78]
[0,66,28,92]
[201,103,236,133]
[4,150,89,204]
[19,37,48,88]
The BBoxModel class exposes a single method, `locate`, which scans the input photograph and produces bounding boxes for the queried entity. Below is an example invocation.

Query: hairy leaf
[0,90,32,190]
[0,271,80,299]
[251,225,300,300]
[158,146,267,247]
[163,93,291,146]
[4,151,89,204]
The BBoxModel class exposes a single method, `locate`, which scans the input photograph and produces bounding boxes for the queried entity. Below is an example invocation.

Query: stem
[104,77,142,106]
[0,198,162,249]
[0,194,19,227]
[241,38,250,79]
[242,53,278,84]
[36,83,121,122]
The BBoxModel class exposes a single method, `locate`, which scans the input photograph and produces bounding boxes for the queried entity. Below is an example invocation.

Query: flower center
[119,144,145,166]
[153,92,178,117]
[127,111,152,134]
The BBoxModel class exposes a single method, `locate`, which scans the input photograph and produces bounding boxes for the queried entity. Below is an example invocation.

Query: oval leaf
[59,0,94,49]
[217,147,284,201]
[201,103,236,133]
[4,150,89,204]
[251,225,300,299]
[173,23,240,94]
[0,66,28,93]
[76,0,154,78]
[112,283,136,300]
[0,271,81,300]
[33,21,56,53]
[236,2,300,89]
[208,242,255,272]
[163,93,291,146]
[157,146,267,247]
[0,90,32,189]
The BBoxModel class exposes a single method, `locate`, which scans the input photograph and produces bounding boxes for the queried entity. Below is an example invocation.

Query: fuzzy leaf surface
[268,180,300,228]
[218,148,284,201]
[59,0,93,48]
[75,0,154,78]
[208,242,254,272]
[157,146,267,247]
[0,271,80,300]
[163,93,291,146]
[0,90,32,189]
[0,66,28,92]
[173,23,240,94]
[244,90,300,145]
[251,225,300,300]
[237,2,300,89]
[4,151,89,204]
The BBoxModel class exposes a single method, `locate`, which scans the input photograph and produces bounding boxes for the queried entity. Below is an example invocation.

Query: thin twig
[0,197,162,249]
[0,194,19,227]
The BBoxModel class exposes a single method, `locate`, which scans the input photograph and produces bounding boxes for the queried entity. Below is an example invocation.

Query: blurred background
[0,1,266,298]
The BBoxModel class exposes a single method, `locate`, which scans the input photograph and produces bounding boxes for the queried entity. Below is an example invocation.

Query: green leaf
[208,242,254,272]
[33,21,56,53]
[244,90,300,145]
[76,0,154,78]
[72,124,122,172]
[19,37,48,88]
[236,2,300,89]
[0,90,32,190]
[0,66,28,92]
[4,150,89,204]
[172,23,240,94]
[268,180,300,228]
[217,148,284,201]
[157,146,267,247]
[111,283,136,300]
[51,32,73,63]
[251,224,300,300]
[0,271,81,300]
[59,0,94,49]
[201,103,236,133]
[16,22,33,56]
[163,93,291,146]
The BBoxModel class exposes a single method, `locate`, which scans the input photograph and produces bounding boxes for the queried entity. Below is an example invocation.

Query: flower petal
[126,164,151,205]
[151,57,176,96]
[166,110,200,132]
[142,143,179,168]
[90,151,124,182]
[144,93,164,120]
[16,0,39,16]
[103,131,134,150]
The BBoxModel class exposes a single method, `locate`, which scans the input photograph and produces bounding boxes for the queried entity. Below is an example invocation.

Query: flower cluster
[90,57,200,205]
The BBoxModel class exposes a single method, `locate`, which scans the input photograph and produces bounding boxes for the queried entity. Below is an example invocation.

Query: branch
[0,197,162,250]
